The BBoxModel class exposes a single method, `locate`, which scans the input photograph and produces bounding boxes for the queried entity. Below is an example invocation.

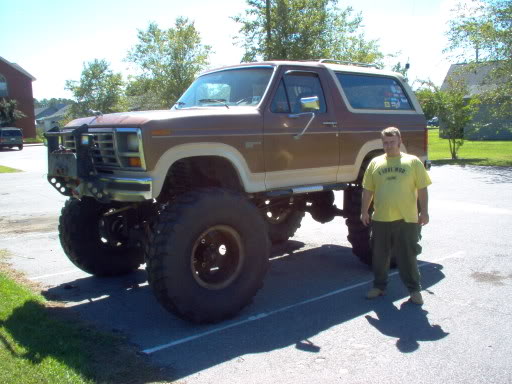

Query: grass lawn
[428,128,512,166]
[0,250,171,384]
[0,165,22,173]
[24,138,44,144]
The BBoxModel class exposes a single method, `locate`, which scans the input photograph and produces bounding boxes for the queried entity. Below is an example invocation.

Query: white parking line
[29,270,80,280]
[142,277,376,355]
[433,250,466,262]
[0,231,59,242]
[142,250,463,355]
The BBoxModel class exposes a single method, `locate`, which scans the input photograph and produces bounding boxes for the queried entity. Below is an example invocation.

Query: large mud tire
[344,186,372,265]
[265,207,305,244]
[59,198,144,276]
[147,188,270,324]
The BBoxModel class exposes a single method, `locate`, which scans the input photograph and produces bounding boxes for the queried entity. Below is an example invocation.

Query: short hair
[381,127,401,138]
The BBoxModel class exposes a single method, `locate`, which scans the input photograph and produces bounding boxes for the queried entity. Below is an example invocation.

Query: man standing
[361,127,431,305]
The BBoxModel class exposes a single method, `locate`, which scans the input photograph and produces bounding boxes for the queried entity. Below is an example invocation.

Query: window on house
[0,74,8,97]
[336,73,413,110]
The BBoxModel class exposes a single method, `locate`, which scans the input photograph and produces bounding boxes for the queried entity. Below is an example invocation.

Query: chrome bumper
[48,166,153,202]
[97,175,152,201]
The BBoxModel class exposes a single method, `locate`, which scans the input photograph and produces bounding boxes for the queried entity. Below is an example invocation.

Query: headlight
[126,133,139,152]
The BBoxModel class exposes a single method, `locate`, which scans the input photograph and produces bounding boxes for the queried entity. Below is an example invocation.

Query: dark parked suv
[0,127,23,150]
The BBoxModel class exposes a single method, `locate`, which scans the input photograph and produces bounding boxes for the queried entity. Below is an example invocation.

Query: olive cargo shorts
[371,220,422,292]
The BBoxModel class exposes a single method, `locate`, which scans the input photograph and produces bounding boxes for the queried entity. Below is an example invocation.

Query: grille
[90,132,120,168]
[60,128,144,171]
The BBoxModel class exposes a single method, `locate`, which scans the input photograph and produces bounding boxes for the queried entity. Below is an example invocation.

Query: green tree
[126,17,211,110]
[419,80,480,160]
[65,59,126,118]
[0,98,26,127]
[446,0,512,117]
[233,0,384,65]
[392,62,410,82]
[415,88,437,121]
[34,98,74,108]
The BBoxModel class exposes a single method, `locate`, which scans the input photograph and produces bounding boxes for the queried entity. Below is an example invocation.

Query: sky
[1,0,462,101]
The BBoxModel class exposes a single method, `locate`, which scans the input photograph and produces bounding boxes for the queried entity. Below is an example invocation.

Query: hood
[66,110,175,127]
[65,107,259,128]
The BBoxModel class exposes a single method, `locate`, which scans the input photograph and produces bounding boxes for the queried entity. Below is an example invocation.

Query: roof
[202,60,401,79]
[35,107,49,117]
[441,62,502,97]
[36,104,71,121]
[35,104,69,119]
[0,56,36,81]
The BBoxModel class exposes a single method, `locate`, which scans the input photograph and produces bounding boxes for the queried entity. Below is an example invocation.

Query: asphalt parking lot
[1,145,512,383]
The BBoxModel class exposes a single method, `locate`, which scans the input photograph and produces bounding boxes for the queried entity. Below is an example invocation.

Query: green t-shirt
[362,153,432,223]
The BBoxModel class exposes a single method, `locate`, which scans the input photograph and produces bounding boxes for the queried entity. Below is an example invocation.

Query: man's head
[381,127,402,157]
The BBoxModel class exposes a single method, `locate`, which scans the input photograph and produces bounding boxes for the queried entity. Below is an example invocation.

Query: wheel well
[357,150,384,182]
[158,156,244,201]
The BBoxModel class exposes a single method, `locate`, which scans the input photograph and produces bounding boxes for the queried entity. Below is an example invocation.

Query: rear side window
[336,73,413,110]
[1,130,22,137]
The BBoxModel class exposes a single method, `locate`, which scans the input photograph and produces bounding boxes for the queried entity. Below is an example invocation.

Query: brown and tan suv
[46,60,429,323]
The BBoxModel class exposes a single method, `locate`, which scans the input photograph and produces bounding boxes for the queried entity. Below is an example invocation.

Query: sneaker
[410,291,424,305]
[366,288,386,299]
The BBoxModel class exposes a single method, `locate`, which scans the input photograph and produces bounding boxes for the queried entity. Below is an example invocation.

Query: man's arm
[418,187,429,225]
[360,188,374,226]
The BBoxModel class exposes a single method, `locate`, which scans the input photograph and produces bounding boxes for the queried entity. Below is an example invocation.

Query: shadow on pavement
[39,242,446,381]
[365,300,449,353]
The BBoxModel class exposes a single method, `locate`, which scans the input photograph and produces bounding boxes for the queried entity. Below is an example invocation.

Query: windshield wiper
[174,101,186,109]
[198,99,229,109]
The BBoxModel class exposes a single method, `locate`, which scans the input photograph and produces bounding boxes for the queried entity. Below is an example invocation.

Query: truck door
[263,67,339,190]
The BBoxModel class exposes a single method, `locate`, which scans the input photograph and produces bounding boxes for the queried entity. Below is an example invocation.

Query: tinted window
[271,71,327,114]
[270,80,290,113]
[336,73,413,110]
[1,130,22,137]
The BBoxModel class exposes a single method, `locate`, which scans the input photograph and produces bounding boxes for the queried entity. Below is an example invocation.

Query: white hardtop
[202,60,404,79]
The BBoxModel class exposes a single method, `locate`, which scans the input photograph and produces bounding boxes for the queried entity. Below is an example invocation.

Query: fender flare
[338,139,408,182]
[149,143,266,198]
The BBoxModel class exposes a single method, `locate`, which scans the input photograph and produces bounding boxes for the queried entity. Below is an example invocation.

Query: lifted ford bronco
[46,60,429,323]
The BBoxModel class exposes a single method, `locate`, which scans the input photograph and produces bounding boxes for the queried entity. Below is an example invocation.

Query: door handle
[322,121,338,127]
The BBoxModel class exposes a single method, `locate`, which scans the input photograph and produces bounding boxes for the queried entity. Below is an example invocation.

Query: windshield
[175,67,274,109]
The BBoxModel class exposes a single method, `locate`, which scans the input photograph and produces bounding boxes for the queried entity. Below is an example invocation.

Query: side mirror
[300,96,320,112]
